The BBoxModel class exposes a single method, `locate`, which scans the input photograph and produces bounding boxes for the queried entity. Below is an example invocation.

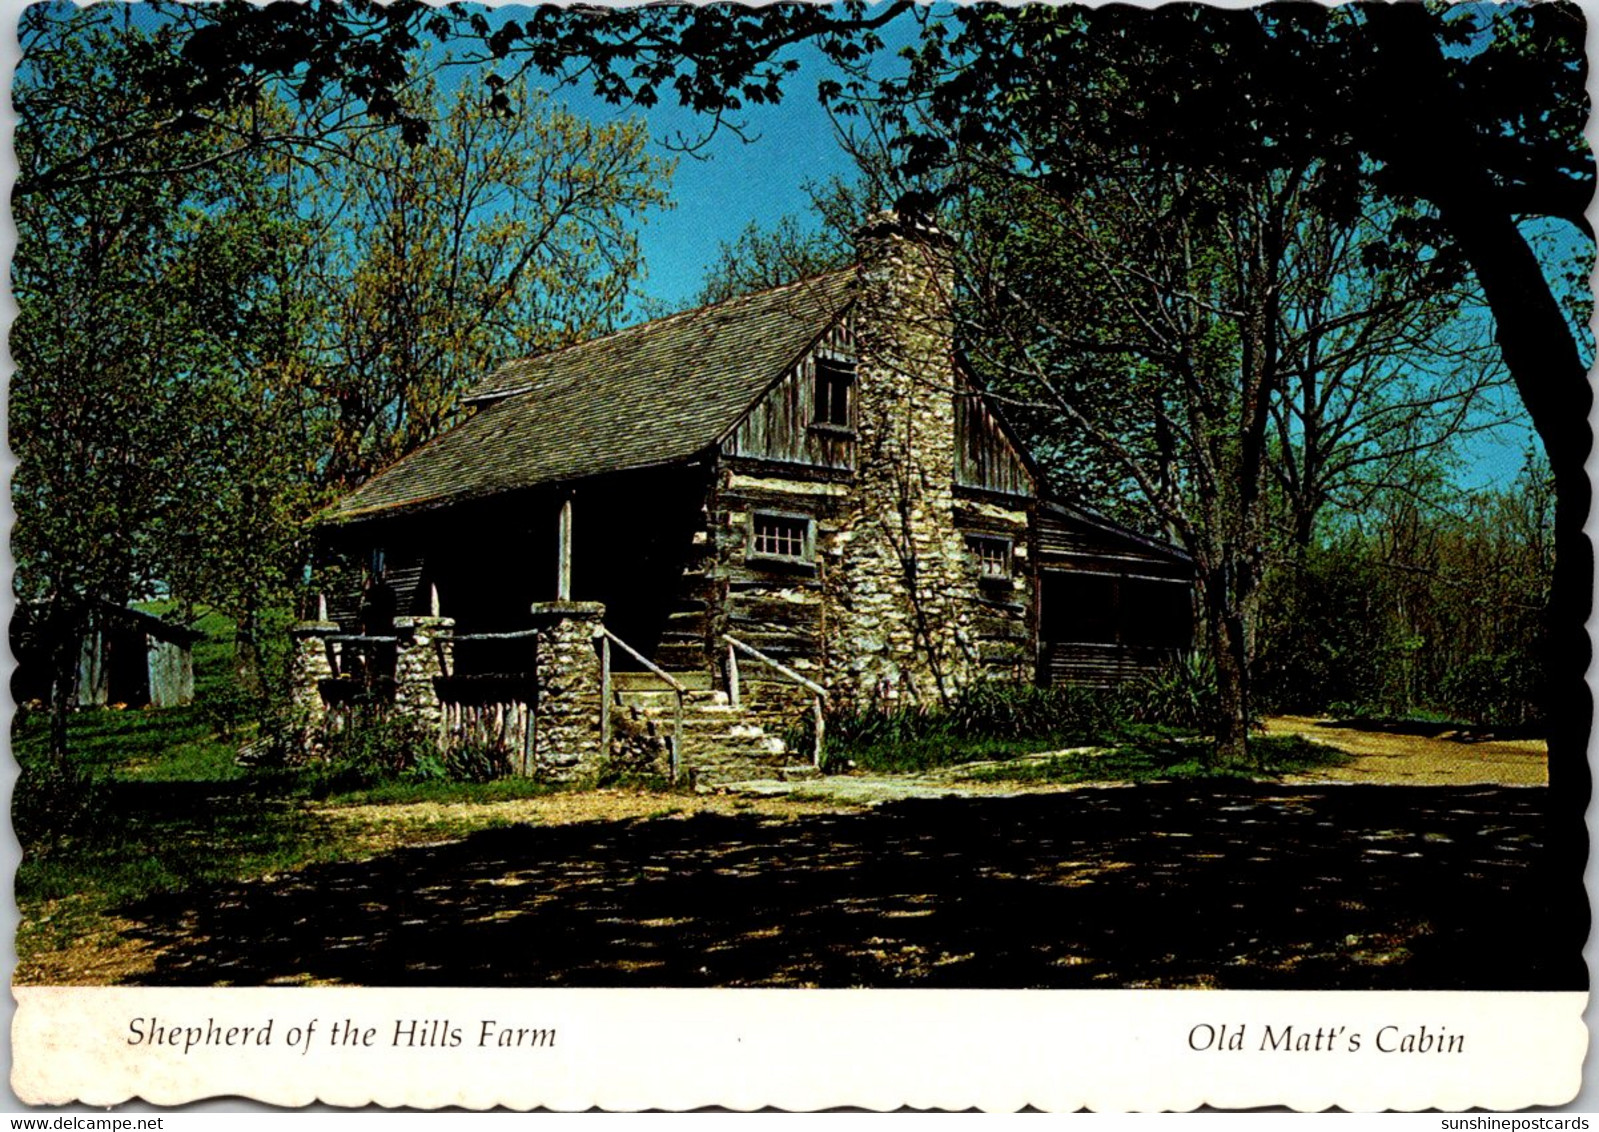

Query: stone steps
[609,674,808,787]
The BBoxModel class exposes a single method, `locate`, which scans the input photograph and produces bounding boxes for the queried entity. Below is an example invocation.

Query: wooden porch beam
[557,497,573,601]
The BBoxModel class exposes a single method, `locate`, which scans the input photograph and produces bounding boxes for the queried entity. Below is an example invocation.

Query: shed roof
[323,269,856,523]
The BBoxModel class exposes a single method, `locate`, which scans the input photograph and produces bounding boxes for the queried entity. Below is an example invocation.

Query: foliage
[1118,654,1228,736]
[12,9,673,751]
[695,213,853,307]
[822,678,1217,774]
[445,743,516,785]
[1439,654,1545,731]
[13,759,110,853]
[309,714,435,792]
[1255,451,1552,728]
[960,735,1349,787]
[297,76,673,492]
[877,1,1589,772]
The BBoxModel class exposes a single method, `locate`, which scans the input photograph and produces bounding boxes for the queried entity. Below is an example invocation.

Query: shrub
[444,742,513,784]
[14,757,108,850]
[1114,653,1226,734]
[1439,652,1545,729]
[820,680,1124,773]
[316,714,436,792]
[200,680,258,741]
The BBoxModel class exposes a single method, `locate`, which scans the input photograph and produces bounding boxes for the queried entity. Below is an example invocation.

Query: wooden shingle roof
[323,268,856,523]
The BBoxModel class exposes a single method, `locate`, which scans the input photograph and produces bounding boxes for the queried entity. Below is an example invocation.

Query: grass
[9,613,1355,982]
[959,734,1352,786]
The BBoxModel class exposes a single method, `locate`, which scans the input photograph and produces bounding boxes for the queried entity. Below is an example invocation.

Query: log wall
[724,321,857,471]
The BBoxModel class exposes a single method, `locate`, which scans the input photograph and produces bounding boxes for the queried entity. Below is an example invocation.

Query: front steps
[610,671,821,787]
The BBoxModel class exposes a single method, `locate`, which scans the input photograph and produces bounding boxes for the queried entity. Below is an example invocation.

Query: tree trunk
[45,597,84,764]
[1198,555,1255,767]
[1366,4,1590,980]
[1212,610,1251,766]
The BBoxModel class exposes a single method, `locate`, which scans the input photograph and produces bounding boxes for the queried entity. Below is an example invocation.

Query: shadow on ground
[121,783,1576,989]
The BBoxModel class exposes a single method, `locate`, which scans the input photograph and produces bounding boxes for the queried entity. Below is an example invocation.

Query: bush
[1114,653,1226,734]
[200,681,258,741]
[14,757,108,850]
[444,742,514,784]
[1439,653,1546,729]
[316,714,437,792]
[820,681,1124,773]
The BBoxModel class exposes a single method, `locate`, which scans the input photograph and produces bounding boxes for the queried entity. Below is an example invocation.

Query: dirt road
[1264,715,1547,786]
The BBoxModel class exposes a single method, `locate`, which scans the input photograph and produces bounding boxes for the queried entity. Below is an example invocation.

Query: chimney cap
[854,208,954,250]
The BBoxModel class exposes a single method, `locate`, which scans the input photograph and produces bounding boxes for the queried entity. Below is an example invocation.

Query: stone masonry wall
[393,615,453,747]
[529,600,605,780]
[829,213,984,708]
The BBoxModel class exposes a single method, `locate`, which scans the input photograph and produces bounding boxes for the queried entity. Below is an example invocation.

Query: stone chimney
[828,212,978,708]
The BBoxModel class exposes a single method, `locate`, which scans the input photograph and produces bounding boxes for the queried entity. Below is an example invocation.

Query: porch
[289,596,824,786]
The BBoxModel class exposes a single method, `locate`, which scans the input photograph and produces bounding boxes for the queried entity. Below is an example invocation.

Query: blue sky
[99,1,1587,494]
[434,20,888,313]
[425,5,1576,494]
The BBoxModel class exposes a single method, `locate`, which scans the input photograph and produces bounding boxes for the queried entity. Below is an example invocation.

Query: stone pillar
[288,619,339,726]
[529,600,606,780]
[393,615,454,746]
[833,211,978,706]
[286,619,338,760]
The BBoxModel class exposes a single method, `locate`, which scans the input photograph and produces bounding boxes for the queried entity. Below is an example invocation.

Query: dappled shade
[119,784,1574,990]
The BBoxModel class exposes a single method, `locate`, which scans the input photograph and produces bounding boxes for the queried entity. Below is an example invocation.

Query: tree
[1266,198,1512,551]
[1256,447,1555,728]
[12,5,308,751]
[943,155,1502,764]
[12,7,675,742]
[863,3,1584,769]
[292,77,672,492]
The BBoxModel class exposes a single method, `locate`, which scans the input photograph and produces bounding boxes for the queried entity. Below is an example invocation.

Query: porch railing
[599,628,686,786]
[438,628,541,773]
[723,634,826,769]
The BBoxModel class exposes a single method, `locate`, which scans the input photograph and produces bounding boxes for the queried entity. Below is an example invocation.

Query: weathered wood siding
[1035,509,1192,579]
[704,466,847,681]
[725,321,856,471]
[953,492,1035,681]
[146,638,194,708]
[1035,507,1194,686]
[955,392,1034,498]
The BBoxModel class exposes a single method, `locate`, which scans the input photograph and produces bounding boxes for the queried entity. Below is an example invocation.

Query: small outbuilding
[11,601,201,709]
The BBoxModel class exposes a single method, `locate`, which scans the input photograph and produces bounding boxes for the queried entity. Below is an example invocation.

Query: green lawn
[11,611,1348,982]
[957,734,1349,785]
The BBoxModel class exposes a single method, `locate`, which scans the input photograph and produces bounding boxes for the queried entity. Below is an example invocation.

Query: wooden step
[610,669,715,691]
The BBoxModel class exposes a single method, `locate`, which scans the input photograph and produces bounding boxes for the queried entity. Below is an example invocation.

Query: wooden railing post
[722,634,828,773]
[599,626,688,787]
[671,690,684,787]
[727,642,740,709]
[813,695,825,769]
[600,635,612,766]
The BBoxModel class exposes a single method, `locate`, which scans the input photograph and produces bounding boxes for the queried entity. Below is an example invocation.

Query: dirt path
[1264,715,1547,786]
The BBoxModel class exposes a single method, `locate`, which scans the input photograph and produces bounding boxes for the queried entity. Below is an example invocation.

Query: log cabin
[301,212,1192,783]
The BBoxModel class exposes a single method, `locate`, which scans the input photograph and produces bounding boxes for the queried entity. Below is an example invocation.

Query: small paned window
[967,535,1012,581]
[813,357,855,429]
[750,513,813,563]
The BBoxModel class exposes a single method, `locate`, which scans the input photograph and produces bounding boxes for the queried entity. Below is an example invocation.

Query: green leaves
[12,10,672,721]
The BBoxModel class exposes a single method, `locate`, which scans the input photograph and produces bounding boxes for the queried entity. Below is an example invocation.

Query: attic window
[812,356,855,429]
[967,535,1012,582]
[749,512,814,564]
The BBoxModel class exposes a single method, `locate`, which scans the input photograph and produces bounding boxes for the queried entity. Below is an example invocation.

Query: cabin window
[749,512,814,564]
[368,546,387,581]
[812,357,855,429]
[967,535,1012,582]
